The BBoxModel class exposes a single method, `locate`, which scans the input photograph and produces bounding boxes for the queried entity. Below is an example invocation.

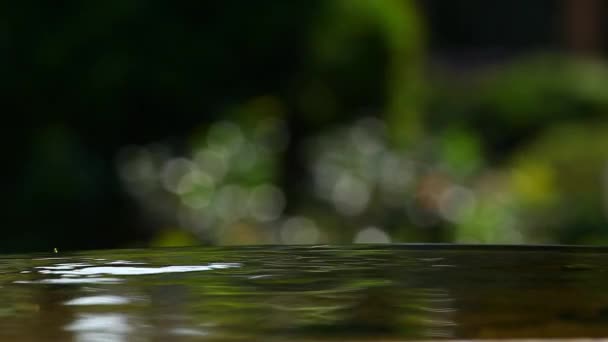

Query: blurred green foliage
[430,57,608,244]
[5,1,608,251]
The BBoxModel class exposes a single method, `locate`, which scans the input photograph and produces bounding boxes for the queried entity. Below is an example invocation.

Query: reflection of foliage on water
[6,246,608,339]
[0,247,460,340]
[142,247,456,339]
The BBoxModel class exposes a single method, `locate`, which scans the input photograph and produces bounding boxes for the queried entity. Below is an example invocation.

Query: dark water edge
[2,244,608,341]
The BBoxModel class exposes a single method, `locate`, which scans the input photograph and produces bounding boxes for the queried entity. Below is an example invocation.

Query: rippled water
[2,244,608,341]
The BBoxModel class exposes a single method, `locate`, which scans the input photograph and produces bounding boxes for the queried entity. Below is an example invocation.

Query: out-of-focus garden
[5,0,608,252]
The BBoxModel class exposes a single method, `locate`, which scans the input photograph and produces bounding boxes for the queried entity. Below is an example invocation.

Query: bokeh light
[9,0,608,251]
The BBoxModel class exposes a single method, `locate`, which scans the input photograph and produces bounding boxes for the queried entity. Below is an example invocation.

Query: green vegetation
[5,1,608,251]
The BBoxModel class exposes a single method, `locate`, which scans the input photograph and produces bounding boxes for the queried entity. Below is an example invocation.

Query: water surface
[2,244,608,341]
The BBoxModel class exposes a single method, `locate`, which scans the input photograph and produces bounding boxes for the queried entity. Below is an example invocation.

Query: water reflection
[65,313,132,342]
[35,263,240,276]
[15,277,123,285]
[2,245,608,340]
[64,295,130,306]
